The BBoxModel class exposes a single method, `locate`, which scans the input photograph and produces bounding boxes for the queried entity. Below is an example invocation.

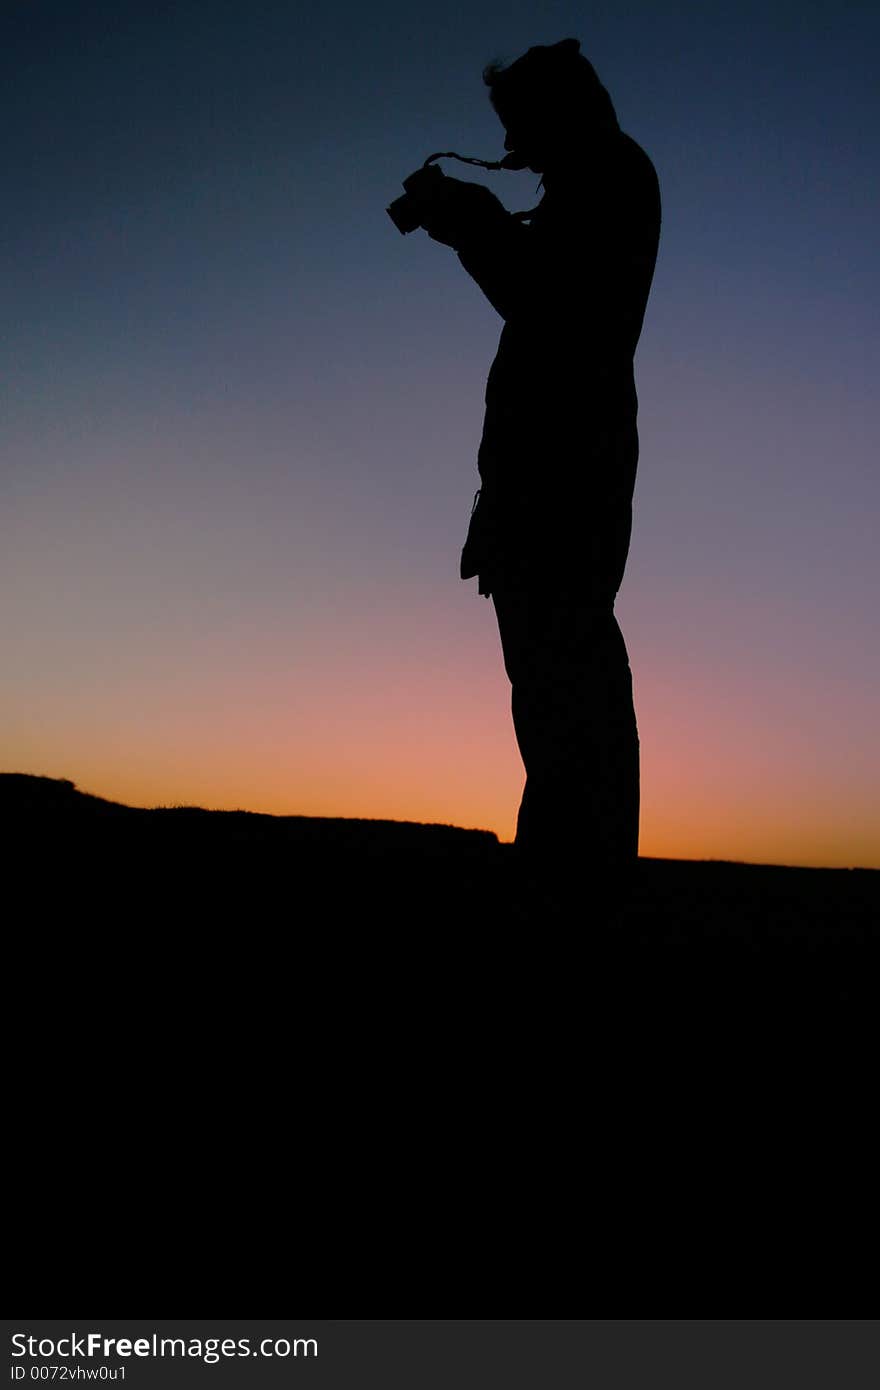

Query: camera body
[386,164,446,235]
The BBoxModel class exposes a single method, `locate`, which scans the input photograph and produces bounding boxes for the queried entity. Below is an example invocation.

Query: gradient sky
[4,0,878,867]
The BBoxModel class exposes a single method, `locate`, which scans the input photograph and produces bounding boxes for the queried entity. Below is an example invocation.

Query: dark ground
[5,772,877,1301]
[5,773,875,1020]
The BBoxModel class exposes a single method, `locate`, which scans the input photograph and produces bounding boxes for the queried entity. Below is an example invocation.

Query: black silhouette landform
[4,775,876,1026]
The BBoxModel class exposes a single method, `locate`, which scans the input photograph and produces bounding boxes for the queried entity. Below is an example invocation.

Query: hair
[483,38,618,130]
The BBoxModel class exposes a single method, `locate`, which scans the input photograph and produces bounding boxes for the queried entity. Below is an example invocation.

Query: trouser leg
[491,583,640,877]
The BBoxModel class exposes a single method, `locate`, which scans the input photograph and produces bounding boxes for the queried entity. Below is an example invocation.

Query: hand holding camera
[387,153,510,248]
[422,175,507,248]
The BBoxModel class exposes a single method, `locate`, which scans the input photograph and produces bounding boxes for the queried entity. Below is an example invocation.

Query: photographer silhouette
[398,39,661,913]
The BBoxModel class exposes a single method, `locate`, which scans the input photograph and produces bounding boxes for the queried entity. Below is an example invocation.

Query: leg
[492,581,640,891]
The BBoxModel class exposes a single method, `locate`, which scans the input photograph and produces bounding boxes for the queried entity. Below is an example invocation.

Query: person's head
[484,38,618,172]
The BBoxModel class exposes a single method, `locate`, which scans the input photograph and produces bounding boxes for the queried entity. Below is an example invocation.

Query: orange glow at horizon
[6,639,877,870]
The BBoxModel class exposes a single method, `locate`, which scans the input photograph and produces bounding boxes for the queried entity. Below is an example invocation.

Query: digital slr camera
[387,151,514,235]
[386,164,447,236]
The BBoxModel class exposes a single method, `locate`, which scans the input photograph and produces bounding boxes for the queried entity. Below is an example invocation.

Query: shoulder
[616,132,661,214]
[550,131,659,205]
[618,131,658,176]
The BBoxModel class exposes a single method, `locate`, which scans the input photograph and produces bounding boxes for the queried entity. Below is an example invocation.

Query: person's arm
[416,176,533,320]
[455,141,661,356]
[454,214,534,321]
[419,144,659,337]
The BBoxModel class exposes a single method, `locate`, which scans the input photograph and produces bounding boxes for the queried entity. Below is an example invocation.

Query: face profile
[487,38,621,178]
[496,89,585,176]
[500,118,545,173]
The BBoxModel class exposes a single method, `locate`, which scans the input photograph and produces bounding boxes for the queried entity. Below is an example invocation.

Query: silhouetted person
[410,39,661,911]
